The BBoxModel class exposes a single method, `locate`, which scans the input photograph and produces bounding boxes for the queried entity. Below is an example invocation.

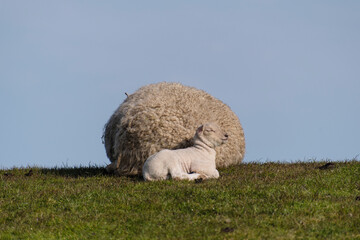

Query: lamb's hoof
[195,178,203,184]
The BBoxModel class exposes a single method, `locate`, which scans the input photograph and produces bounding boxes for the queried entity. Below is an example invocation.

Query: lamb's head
[194,122,228,148]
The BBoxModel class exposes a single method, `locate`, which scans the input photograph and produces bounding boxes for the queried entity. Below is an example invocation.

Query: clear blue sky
[1,1,359,169]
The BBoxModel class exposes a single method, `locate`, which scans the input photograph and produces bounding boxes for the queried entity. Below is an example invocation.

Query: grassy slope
[1,161,359,239]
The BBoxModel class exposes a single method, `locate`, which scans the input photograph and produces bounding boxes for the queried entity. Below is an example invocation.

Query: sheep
[143,122,228,181]
[103,82,245,176]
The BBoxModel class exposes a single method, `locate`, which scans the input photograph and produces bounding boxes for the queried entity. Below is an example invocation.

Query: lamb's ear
[197,125,204,133]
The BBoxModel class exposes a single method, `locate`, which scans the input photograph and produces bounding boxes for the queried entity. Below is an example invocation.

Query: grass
[1,161,359,239]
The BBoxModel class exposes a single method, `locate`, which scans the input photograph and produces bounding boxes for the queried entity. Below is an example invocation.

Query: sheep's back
[103,82,245,175]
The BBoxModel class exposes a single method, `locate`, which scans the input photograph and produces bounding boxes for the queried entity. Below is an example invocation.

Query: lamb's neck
[192,140,216,157]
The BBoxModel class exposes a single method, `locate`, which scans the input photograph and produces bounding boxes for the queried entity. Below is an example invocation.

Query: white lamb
[142,122,228,181]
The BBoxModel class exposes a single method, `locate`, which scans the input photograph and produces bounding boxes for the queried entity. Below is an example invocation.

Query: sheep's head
[195,122,228,148]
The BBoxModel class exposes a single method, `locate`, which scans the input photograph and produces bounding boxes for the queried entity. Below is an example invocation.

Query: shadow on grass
[40,166,144,181]
[41,166,108,178]
[38,160,346,179]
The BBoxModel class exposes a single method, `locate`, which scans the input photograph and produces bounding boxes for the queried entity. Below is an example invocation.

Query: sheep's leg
[106,160,118,173]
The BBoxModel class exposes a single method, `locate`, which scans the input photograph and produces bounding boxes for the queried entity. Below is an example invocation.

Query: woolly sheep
[143,122,228,181]
[103,82,245,176]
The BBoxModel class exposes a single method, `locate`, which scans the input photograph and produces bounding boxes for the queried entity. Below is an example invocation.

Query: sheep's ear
[197,125,204,133]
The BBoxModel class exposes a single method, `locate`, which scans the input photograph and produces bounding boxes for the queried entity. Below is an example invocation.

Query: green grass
[1,161,360,239]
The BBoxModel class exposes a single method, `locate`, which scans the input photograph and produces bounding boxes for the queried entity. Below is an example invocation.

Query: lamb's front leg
[170,169,203,181]
[196,169,220,180]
